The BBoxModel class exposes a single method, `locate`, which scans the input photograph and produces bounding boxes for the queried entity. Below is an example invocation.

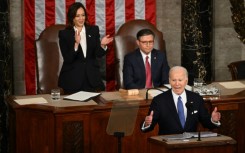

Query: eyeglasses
[139,41,154,45]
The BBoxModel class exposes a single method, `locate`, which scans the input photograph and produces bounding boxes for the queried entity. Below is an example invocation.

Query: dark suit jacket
[58,25,106,93]
[123,49,169,89]
[142,90,217,135]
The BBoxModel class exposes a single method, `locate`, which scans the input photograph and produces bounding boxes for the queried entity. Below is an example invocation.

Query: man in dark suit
[123,29,170,89]
[141,66,221,135]
[58,2,113,94]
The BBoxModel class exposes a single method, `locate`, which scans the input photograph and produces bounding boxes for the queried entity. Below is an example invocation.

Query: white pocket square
[192,110,198,114]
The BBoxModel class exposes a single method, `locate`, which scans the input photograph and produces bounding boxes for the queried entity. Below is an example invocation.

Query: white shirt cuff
[103,45,107,50]
[141,121,151,130]
[211,118,221,126]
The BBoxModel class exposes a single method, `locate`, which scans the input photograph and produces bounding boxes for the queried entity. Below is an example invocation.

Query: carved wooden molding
[230,0,245,44]
[63,121,84,153]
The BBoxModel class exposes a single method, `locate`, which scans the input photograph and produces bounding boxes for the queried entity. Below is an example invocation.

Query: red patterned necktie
[145,56,152,88]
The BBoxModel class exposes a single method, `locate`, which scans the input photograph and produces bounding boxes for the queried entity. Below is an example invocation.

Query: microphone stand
[197,130,201,141]
[114,132,125,153]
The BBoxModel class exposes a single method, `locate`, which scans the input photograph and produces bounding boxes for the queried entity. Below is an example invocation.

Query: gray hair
[169,66,188,79]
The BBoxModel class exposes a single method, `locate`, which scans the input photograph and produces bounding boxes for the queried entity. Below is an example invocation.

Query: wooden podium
[148,135,236,153]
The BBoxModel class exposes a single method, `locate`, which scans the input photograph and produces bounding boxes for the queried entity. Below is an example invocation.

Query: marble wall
[156,0,182,67]
[1,0,11,152]
[213,0,245,81]
[9,0,244,95]
[10,0,25,94]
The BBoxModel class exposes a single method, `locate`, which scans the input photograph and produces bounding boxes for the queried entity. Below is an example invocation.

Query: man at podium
[141,66,221,135]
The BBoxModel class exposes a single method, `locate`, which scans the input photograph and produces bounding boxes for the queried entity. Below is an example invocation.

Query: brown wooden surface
[148,135,237,153]
[6,82,245,153]
[7,94,158,153]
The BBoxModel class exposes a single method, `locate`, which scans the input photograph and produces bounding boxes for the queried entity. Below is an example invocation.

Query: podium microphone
[197,130,201,141]
[146,85,170,100]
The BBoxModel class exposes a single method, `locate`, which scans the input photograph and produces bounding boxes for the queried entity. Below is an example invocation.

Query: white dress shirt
[140,51,151,66]
[74,26,87,57]
[172,90,187,120]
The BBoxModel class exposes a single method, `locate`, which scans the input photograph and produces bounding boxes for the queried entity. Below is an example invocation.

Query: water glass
[51,89,60,100]
[193,78,203,87]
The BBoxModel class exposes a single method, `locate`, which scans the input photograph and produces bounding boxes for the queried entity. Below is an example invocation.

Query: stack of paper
[14,97,48,105]
[161,131,218,141]
[63,91,101,101]
[219,81,245,89]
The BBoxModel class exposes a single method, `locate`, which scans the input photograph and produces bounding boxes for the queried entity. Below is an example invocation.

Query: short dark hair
[136,29,155,40]
[67,2,90,28]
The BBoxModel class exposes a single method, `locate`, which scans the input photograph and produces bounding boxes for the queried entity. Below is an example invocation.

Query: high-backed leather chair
[227,60,245,80]
[114,19,166,89]
[35,24,66,94]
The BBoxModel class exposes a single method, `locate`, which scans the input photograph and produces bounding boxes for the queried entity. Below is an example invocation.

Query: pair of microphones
[145,85,170,100]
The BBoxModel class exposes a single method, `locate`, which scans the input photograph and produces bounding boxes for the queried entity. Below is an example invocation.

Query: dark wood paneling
[15,110,54,153]
[6,90,245,153]
[148,135,236,153]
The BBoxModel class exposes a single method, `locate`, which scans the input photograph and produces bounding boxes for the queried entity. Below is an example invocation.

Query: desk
[6,81,245,153]
[207,81,245,153]
[7,94,157,153]
[148,135,236,153]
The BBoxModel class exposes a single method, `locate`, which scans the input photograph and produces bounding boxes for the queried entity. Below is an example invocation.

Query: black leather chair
[114,19,166,89]
[35,24,66,94]
[227,60,245,80]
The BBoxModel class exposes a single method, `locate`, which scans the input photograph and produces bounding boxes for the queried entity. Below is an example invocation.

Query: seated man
[123,28,170,89]
[141,66,221,135]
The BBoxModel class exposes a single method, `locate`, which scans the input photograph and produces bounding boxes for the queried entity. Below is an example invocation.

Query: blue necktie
[177,96,185,128]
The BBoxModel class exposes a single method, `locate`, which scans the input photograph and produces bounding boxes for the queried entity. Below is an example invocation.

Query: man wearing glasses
[123,28,170,89]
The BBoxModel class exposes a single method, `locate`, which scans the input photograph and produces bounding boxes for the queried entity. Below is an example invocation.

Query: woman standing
[58,2,113,94]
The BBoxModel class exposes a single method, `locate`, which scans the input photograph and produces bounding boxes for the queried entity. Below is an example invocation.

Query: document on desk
[101,91,122,101]
[219,81,245,89]
[14,97,48,105]
[63,91,101,101]
[161,132,218,141]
